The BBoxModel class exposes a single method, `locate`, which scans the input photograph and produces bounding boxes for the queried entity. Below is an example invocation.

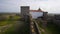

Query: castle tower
[21,6,30,18]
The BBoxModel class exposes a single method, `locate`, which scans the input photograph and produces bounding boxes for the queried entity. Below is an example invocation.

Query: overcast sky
[0,0,60,13]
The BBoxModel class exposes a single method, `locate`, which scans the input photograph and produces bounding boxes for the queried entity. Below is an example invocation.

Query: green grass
[46,23,60,34]
[3,21,30,34]
[4,23,16,34]
[0,15,20,34]
[38,20,60,34]
[0,15,20,26]
[0,20,17,34]
[0,20,15,26]
[2,15,20,22]
[0,15,30,34]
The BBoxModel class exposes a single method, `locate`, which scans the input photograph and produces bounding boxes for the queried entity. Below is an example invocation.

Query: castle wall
[43,12,48,20]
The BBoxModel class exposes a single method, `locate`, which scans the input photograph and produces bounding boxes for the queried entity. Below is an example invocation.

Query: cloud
[0,0,60,13]
[0,0,19,13]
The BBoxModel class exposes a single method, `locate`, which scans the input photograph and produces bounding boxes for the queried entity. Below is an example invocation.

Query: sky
[0,0,60,13]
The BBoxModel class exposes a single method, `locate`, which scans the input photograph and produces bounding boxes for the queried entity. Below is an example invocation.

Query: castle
[21,6,48,20]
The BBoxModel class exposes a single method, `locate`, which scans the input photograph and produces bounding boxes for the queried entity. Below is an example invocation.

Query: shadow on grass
[47,22,60,34]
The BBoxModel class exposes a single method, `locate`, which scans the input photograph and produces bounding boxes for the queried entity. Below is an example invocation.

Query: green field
[0,14,30,34]
[0,15,20,34]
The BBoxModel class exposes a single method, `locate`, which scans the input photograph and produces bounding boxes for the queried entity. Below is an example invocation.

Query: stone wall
[43,12,48,20]
[53,15,60,26]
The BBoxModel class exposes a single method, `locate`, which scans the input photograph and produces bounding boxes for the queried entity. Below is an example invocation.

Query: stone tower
[21,6,30,18]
